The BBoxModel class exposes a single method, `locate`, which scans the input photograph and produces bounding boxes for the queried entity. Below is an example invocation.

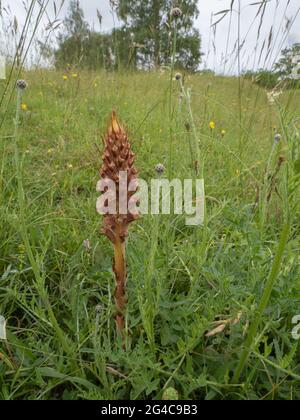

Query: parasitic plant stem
[97,112,138,342]
[114,233,127,334]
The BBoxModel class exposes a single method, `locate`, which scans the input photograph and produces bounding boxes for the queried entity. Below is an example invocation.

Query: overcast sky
[2,0,300,74]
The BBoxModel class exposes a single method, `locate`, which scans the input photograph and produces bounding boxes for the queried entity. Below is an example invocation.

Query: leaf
[205,312,243,337]
[162,387,179,400]
[36,367,98,391]
[250,1,271,5]
[294,158,300,174]
[205,323,227,337]
[231,311,243,326]
[214,9,230,16]
[0,316,7,340]
[212,13,229,27]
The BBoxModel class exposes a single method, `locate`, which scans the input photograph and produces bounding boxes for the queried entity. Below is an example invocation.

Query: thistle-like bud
[155,163,165,175]
[99,111,138,244]
[185,122,191,132]
[274,133,281,143]
[175,72,182,81]
[171,7,183,19]
[16,80,27,90]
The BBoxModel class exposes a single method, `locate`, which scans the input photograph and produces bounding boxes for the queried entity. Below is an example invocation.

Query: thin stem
[259,141,279,233]
[237,0,243,153]
[168,20,178,178]
[181,83,201,177]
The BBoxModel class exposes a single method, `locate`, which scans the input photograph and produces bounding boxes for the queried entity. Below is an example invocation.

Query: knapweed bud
[16,80,27,90]
[175,72,182,81]
[274,133,281,143]
[95,304,103,314]
[171,7,183,19]
[83,239,91,251]
[155,163,165,175]
[185,122,191,132]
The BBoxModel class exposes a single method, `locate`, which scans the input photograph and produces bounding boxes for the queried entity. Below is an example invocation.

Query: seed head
[83,239,91,251]
[95,304,103,314]
[171,7,183,19]
[155,163,165,175]
[16,80,27,90]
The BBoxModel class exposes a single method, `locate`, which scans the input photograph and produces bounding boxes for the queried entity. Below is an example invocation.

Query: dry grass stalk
[98,111,138,339]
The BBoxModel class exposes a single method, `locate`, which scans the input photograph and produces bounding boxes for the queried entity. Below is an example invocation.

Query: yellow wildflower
[72,73,78,78]
[63,75,68,81]
[209,121,216,130]
[21,103,28,111]
[221,129,226,136]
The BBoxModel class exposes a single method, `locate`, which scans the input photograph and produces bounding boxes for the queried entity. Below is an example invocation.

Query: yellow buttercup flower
[209,121,216,130]
[21,103,28,111]
[63,75,68,81]
[72,73,78,78]
[221,129,226,136]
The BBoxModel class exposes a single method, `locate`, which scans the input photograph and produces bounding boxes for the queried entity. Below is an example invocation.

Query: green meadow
[0,69,300,400]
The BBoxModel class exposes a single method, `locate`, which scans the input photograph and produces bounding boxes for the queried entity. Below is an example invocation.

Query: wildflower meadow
[0,0,300,403]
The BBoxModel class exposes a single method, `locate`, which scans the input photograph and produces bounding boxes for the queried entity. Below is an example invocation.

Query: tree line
[53,0,202,72]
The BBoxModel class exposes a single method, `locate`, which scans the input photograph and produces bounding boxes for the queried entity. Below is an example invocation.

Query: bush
[243,69,300,90]
[243,70,280,89]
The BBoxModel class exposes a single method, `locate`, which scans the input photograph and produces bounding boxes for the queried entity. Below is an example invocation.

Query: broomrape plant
[97,112,138,343]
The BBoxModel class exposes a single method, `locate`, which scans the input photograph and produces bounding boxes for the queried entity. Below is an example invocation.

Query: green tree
[55,0,90,68]
[274,43,300,79]
[55,1,133,70]
[117,0,202,71]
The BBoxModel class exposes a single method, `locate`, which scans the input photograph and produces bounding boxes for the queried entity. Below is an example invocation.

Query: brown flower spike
[98,111,138,339]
